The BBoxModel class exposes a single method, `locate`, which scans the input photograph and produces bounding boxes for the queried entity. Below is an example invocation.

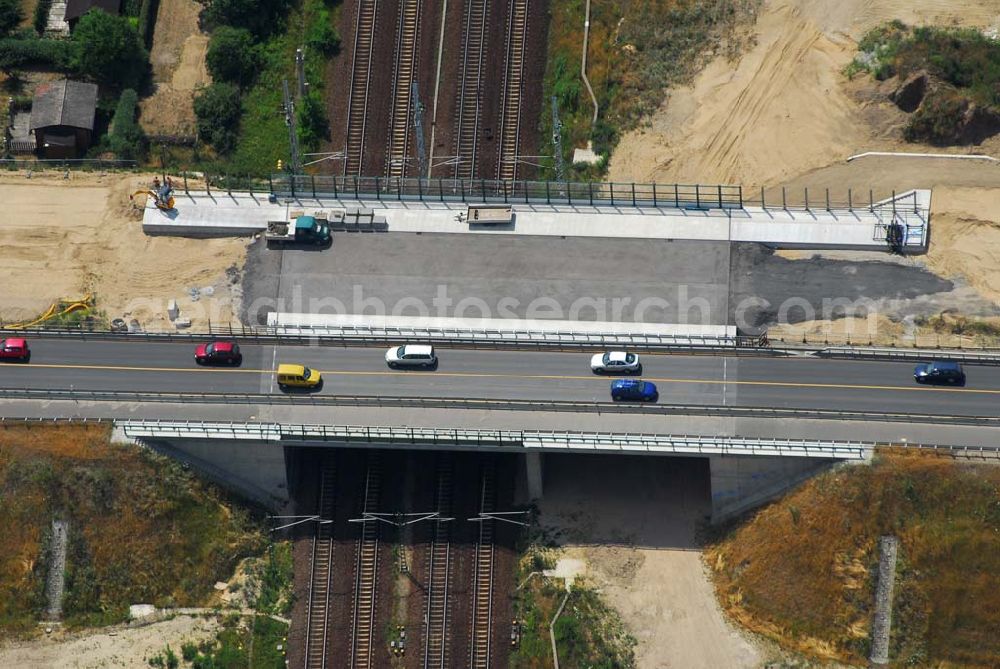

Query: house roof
[29,80,99,131]
[64,0,120,21]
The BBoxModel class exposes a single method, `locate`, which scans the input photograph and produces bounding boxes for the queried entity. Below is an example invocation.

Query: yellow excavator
[130,177,176,211]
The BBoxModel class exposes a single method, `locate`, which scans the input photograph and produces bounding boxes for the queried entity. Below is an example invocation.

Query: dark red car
[0,338,30,362]
[194,341,242,366]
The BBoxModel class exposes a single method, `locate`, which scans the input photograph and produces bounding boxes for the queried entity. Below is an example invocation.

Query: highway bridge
[4,336,998,520]
[2,337,999,416]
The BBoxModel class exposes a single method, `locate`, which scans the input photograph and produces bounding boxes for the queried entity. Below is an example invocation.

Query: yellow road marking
[3,361,998,396]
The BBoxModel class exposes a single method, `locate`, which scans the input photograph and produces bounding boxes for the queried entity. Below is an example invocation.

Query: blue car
[610,378,658,402]
[913,360,965,385]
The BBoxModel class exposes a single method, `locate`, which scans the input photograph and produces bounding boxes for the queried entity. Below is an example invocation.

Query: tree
[72,10,149,89]
[0,0,23,37]
[202,0,292,38]
[193,82,242,153]
[108,89,146,160]
[205,26,258,87]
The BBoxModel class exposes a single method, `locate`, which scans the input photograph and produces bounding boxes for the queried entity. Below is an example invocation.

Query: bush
[206,26,258,87]
[0,36,76,72]
[33,0,53,35]
[904,88,969,144]
[306,7,339,55]
[296,89,329,150]
[0,0,23,37]
[202,0,293,38]
[193,82,242,153]
[72,10,149,89]
[109,89,146,160]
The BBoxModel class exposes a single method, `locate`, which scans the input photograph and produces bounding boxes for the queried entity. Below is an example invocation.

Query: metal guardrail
[817,346,1000,365]
[2,388,999,427]
[270,174,745,210]
[0,324,767,352]
[117,419,871,459]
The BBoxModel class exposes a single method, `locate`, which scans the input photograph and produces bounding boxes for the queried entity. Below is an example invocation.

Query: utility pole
[550,95,565,181]
[412,80,427,178]
[282,79,300,172]
[295,49,306,98]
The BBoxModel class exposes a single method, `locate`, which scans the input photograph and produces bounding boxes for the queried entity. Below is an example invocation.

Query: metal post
[913,190,918,214]
[804,187,809,210]
[206,175,211,197]
[738,185,743,208]
[354,176,359,199]
[825,188,829,211]
[892,189,896,218]
[782,186,786,209]
[632,182,636,207]
[717,184,723,208]
[460,179,465,200]
[184,171,190,195]
[567,181,572,205]
[848,188,852,210]
[311,174,316,199]
[503,182,509,204]
[481,179,486,202]
[652,182,657,207]
[609,182,615,206]
[588,182,593,206]
[418,176,423,201]
[869,189,874,211]
[695,184,700,208]
[760,186,765,209]
[524,181,529,204]
[674,184,679,207]
[439,178,444,202]
[546,180,551,204]
[333,175,338,198]
[375,176,381,199]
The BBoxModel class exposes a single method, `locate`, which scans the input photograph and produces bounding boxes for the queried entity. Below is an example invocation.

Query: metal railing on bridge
[117,419,871,459]
[269,174,745,210]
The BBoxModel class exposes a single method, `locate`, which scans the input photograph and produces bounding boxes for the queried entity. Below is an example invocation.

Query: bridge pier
[708,455,842,523]
[522,452,544,501]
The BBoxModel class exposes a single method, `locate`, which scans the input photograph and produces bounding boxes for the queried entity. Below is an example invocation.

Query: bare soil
[537,454,762,669]
[0,172,248,328]
[608,0,1000,189]
[140,0,211,136]
[0,615,221,668]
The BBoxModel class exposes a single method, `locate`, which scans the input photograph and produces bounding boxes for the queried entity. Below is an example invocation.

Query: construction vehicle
[265,215,331,247]
[130,177,176,211]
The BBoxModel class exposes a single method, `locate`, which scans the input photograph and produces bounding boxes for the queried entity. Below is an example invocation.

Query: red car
[0,338,30,362]
[194,341,242,366]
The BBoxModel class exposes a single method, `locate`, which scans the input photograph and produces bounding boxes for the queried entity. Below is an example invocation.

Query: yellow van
[276,363,323,389]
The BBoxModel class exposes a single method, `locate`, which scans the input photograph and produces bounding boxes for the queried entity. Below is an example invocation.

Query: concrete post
[524,452,544,501]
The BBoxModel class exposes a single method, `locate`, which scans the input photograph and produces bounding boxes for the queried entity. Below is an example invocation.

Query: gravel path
[869,535,899,665]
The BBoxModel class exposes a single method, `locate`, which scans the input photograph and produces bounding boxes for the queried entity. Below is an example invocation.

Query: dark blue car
[610,378,658,402]
[913,360,965,385]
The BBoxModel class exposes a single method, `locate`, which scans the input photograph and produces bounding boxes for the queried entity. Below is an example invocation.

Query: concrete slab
[143,189,929,252]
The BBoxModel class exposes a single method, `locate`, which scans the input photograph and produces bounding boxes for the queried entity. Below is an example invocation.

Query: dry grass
[706,452,1000,666]
[0,424,265,635]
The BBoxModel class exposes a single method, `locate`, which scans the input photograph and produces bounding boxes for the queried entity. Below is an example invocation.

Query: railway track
[349,454,382,669]
[452,0,488,179]
[304,461,337,669]
[386,0,421,178]
[469,461,496,669]
[344,0,379,176]
[496,0,528,182]
[422,458,454,668]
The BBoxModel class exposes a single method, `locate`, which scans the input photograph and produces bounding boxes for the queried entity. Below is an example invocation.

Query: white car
[385,344,438,369]
[590,351,641,374]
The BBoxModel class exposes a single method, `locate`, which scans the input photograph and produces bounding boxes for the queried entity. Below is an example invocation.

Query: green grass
[511,546,635,668]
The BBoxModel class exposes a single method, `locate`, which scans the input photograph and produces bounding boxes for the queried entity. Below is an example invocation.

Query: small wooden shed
[29,80,99,159]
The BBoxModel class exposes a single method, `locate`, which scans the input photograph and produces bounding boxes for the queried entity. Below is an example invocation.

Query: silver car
[590,351,641,374]
[385,344,438,369]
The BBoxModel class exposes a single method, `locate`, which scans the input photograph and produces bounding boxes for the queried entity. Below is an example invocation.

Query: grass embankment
[707,452,1000,666]
[0,423,265,635]
[512,548,635,668]
[847,22,1000,144]
[226,0,339,176]
[539,0,759,180]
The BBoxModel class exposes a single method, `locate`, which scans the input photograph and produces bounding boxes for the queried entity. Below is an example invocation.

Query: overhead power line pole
[282,79,300,172]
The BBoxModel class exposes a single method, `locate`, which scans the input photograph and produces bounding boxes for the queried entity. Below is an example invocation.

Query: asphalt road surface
[0,338,998,417]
